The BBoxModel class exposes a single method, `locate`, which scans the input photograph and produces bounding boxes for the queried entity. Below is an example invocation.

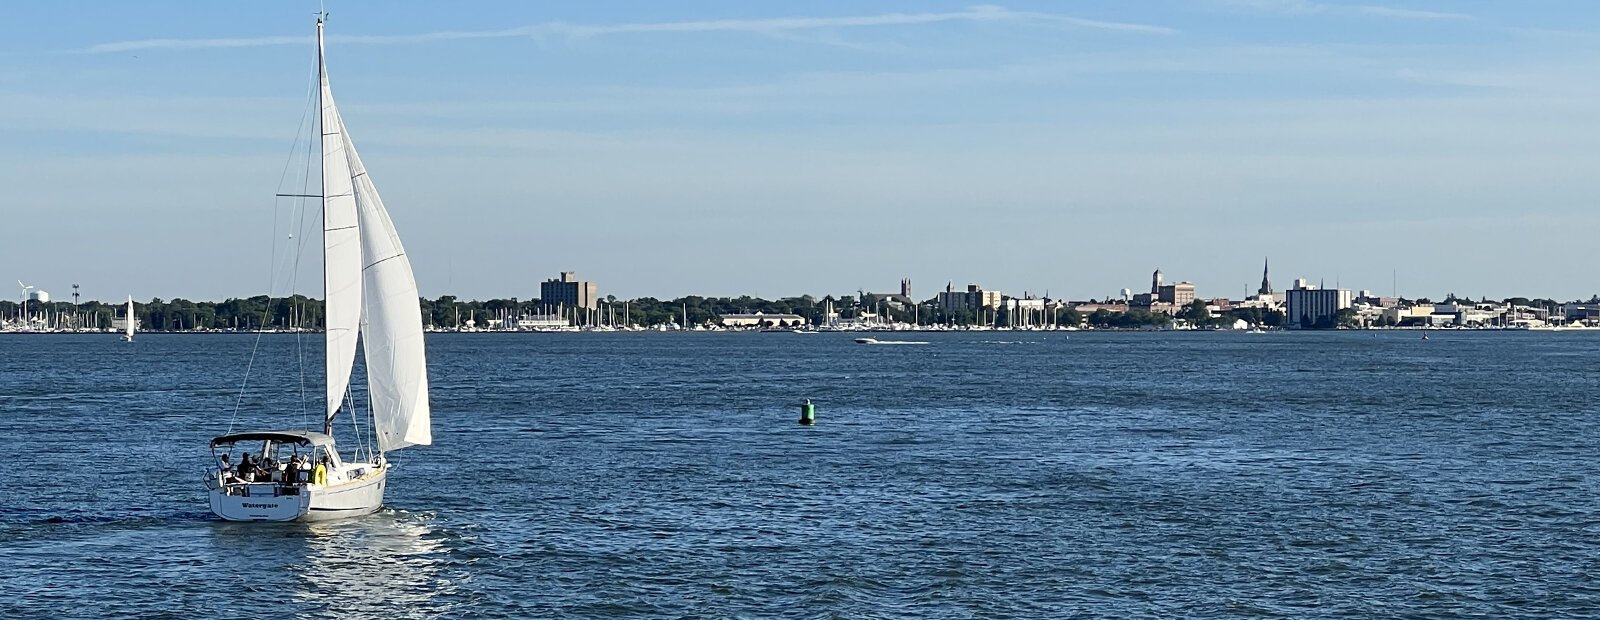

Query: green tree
[1335,308,1359,328]
[1178,300,1211,326]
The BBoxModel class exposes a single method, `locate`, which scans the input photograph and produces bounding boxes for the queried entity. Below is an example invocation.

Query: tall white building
[1285,281,1352,328]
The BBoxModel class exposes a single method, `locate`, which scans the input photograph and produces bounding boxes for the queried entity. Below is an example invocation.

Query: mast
[315,14,368,438]
[319,14,334,436]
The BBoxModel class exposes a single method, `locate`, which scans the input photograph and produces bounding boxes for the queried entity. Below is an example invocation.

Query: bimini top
[210,430,336,448]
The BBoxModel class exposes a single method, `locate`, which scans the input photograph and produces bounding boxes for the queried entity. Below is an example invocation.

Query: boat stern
[209,484,311,522]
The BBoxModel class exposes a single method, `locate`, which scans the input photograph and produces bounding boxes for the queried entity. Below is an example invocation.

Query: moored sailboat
[205,15,432,522]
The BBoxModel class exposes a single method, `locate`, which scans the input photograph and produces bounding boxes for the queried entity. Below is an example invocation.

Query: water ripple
[3,331,1600,617]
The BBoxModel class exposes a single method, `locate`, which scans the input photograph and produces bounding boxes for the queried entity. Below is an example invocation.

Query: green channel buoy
[799,399,815,425]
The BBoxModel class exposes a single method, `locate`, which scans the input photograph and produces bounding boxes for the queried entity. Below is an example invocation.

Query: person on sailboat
[217,454,242,485]
[295,454,311,483]
[238,453,256,481]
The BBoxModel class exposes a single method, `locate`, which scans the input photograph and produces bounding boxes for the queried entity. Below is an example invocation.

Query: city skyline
[3,1,1599,301]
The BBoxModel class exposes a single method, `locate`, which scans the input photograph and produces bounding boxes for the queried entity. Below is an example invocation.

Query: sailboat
[205,16,431,522]
[120,296,135,342]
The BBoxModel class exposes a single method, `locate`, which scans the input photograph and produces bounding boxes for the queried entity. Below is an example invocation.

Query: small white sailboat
[120,295,135,342]
[205,16,431,522]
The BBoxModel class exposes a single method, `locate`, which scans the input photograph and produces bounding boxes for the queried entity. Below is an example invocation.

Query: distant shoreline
[2,326,1588,335]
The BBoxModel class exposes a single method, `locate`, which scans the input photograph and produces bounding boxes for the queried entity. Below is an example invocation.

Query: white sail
[318,19,363,425]
[125,296,135,339]
[342,121,432,452]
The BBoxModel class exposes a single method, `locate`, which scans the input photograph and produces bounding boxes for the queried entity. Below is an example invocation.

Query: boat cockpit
[206,431,345,497]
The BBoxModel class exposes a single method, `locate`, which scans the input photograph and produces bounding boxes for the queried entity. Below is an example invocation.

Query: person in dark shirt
[239,453,260,482]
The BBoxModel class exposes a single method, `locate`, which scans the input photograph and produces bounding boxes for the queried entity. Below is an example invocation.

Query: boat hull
[302,466,387,522]
[208,465,387,522]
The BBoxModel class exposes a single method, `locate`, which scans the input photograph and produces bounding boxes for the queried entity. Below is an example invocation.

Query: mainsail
[319,18,363,426]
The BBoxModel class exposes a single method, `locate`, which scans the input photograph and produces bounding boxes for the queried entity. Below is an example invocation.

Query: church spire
[1257,257,1273,296]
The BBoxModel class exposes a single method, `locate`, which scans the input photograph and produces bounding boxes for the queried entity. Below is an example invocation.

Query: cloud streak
[78,6,1174,54]
[1219,0,1472,20]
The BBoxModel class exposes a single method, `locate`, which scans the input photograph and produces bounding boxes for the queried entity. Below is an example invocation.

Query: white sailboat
[205,16,432,522]
[120,296,135,342]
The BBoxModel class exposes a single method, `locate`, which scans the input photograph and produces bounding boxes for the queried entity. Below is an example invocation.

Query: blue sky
[3,1,1599,302]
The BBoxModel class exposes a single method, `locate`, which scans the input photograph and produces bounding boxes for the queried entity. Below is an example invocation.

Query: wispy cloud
[1218,0,1472,20]
[1352,6,1472,20]
[77,5,1174,54]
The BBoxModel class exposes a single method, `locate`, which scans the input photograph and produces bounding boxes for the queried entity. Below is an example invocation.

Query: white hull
[208,464,388,522]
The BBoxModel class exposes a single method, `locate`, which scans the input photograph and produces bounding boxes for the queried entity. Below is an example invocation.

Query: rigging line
[289,71,323,431]
[348,382,365,461]
[367,393,377,462]
[291,150,314,432]
[228,44,322,435]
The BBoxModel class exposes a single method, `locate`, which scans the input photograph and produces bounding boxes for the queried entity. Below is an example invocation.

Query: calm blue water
[3,331,1600,618]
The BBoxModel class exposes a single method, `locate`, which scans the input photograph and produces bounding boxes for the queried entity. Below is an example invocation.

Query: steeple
[1257,257,1273,296]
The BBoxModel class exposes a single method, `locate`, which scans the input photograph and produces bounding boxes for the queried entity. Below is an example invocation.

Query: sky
[3,1,1599,303]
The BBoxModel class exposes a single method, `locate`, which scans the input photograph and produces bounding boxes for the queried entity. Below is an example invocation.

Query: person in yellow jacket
[313,455,328,486]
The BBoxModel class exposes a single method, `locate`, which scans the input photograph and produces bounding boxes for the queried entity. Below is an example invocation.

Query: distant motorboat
[855,337,928,345]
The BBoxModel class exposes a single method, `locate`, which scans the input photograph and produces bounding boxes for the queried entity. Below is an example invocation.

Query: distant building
[1237,258,1282,310]
[540,271,598,311]
[863,278,916,310]
[1072,302,1129,314]
[1158,282,1196,306]
[720,312,808,328]
[938,283,1002,312]
[1130,267,1195,313]
[1285,280,1353,328]
[515,314,568,329]
[1563,303,1600,321]
[1001,296,1050,327]
[1355,290,1402,308]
